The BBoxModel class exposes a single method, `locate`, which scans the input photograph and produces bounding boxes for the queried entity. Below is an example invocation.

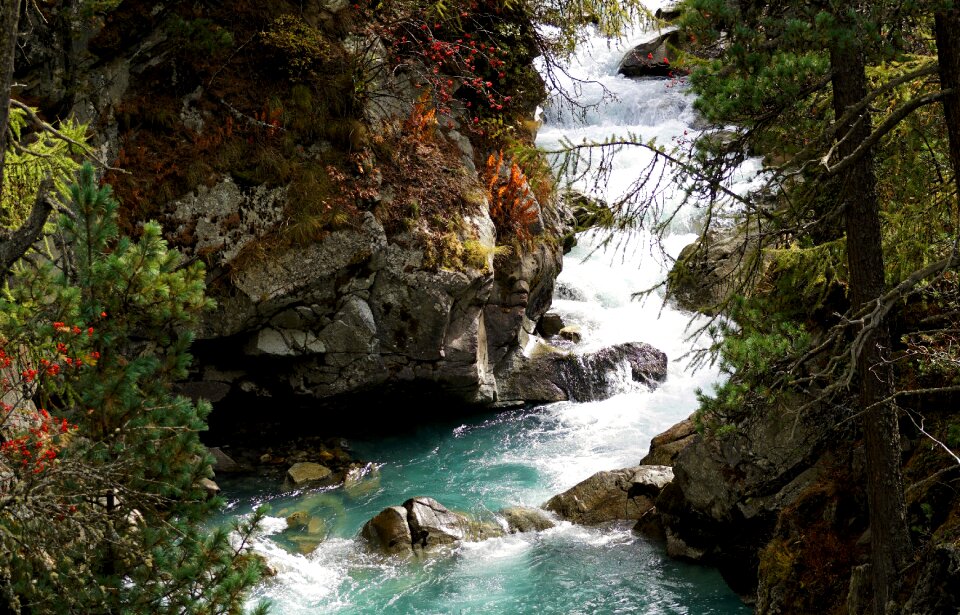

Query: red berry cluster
[354,0,513,126]
[1,407,77,474]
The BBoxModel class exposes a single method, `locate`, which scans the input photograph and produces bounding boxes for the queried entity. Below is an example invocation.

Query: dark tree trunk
[830,29,912,615]
[0,0,21,189]
[936,8,960,199]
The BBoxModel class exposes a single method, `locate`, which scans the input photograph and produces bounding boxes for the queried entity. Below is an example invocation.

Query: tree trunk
[936,8,960,200]
[0,0,21,190]
[830,30,912,615]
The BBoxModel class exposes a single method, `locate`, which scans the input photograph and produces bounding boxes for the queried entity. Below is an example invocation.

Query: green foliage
[0,164,267,613]
[260,16,336,84]
[763,238,848,315]
[169,16,235,57]
[1,107,87,228]
[695,295,812,432]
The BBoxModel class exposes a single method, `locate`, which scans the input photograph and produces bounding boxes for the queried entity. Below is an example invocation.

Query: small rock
[208,447,241,473]
[198,477,220,499]
[537,312,566,337]
[286,462,333,487]
[559,325,582,343]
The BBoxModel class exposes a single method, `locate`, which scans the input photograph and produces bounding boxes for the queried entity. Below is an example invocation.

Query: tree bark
[936,8,960,200]
[830,30,912,615]
[0,0,21,190]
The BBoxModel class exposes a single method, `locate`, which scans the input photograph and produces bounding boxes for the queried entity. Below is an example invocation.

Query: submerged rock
[544,465,673,525]
[286,462,334,488]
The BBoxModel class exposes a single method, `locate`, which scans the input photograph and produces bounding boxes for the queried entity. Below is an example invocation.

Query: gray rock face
[619,30,684,78]
[188,189,570,410]
[652,396,842,598]
[544,465,673,525]
[666,228,759,315]
[497,341,668,404]
[901,545,960,614]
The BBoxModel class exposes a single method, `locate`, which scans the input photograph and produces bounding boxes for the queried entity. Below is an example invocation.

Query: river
[219,11,757,615]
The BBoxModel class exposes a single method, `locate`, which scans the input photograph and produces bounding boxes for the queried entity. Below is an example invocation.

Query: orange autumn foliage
[485,151,539,244]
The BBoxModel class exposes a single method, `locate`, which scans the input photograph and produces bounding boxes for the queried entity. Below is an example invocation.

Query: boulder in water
[497,341,668,404]
[405,496,467,549]
[361,496,504,556]
[619,30,684,78]
[361,505,415,556]
[544,465,673,525]
[500,506,557,533]
[286,462,334,488]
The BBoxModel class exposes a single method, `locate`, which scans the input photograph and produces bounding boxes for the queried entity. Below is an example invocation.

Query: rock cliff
[12,1,571,419]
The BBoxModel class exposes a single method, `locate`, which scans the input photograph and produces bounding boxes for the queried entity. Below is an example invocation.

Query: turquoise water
[221,402,749,614]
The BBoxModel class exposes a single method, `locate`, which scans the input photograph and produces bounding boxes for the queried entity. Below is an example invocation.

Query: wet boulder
[544,465,673,525]
[497,341,668,404]
[361,496,504,557]
[361,506,414,556]
[405,496,467,549]
[285,462,334,488]
[500,506,557,533]
[619,30,684,78]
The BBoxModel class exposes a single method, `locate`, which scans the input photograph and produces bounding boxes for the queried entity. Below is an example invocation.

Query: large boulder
[619,30,684,78]
[544,465,673,525]
[361,496,504,556]
[361,506,414,556]
[497,341,668,404]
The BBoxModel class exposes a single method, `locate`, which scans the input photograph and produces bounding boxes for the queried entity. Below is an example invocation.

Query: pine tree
[0,164,268,614]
